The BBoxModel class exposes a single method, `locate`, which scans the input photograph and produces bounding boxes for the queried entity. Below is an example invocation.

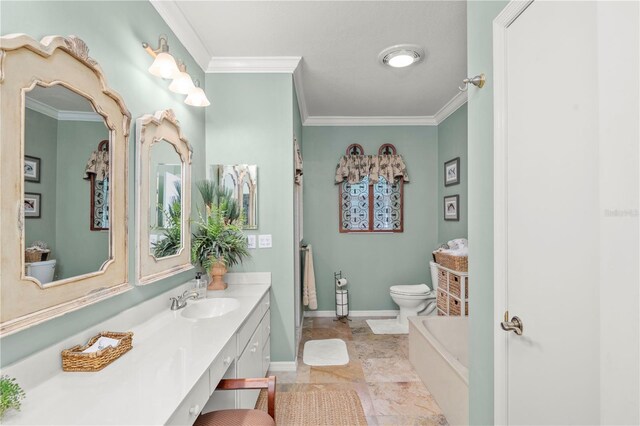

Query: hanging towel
[303,244,318,310]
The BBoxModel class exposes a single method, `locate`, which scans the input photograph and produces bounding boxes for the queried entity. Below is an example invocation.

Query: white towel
[303,244,317,310]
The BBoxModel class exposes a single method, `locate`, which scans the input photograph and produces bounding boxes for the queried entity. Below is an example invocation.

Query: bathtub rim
[408,316,469,386]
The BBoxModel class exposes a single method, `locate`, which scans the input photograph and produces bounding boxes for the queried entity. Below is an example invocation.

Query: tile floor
[268,317,448,426]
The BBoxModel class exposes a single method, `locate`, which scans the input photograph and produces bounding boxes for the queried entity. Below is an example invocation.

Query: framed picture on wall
[444,157,460,186]
[444,195,459,221]
[24,156,41,183]
[24,193,41,218]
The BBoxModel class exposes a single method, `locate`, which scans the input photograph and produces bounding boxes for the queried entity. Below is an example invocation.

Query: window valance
[334,154,409,185]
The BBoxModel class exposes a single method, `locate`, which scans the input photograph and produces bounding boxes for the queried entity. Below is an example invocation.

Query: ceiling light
[185,81,210,107]
[379,44,425,68]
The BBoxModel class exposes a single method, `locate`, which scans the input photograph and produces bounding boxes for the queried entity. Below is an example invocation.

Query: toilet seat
[390,284,431,296]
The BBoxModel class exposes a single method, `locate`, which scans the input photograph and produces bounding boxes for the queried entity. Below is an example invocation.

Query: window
[338,144,405,233]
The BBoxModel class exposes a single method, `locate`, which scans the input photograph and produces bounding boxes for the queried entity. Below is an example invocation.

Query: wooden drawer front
[437,269,448,292]
[262,337,271,377]
[449,295,462,316]
[237,327,263,409]
[260,292,271,317]
[237,305,262,354]
[166,371,209,426]
[209,335,237,395]
[261,309,271,341]
[436,289,448,312]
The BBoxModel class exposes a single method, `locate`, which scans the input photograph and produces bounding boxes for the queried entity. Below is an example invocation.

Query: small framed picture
[24,193,41,218]
[444,195,459,221]
[24,156,41,183]
[444,157,460,186]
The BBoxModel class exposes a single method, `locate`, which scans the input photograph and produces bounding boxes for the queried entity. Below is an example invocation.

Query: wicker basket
[437,269,448,292]
[62,331,133,372]
[433,251,468,272]
[25,249,42,263]
[449,295,462,316]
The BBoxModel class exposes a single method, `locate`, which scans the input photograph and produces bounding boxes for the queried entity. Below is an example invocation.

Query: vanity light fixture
[169,61,196,94]
[142,35,209,107]
[378,44,425,68]
[185,80,210,107]
[143,35,179,79]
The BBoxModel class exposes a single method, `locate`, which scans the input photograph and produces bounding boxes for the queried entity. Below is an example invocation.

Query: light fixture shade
[184,87,210,107]
[169,71,196,94]
[378,44,425,69]
[148,52,180,79]
[386,51,417,68]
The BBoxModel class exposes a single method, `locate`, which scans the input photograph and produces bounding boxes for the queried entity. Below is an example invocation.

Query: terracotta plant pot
[208,259,228,290]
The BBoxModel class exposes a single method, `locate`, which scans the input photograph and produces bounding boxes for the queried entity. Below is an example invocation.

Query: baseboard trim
[304,310,399,318]
[269,361,297,372]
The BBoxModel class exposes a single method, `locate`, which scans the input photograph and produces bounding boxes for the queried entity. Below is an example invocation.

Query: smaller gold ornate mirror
[136,110,193,285]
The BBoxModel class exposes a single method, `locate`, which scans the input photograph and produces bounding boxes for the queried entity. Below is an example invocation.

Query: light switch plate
[258,234,272,248]
[247,235,257,249]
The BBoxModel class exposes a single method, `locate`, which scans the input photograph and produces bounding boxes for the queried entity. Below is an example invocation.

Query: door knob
[501,311,523,335]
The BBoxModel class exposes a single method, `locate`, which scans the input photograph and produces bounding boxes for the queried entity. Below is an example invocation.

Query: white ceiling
[153,1,468,124]
[27,85,95,112]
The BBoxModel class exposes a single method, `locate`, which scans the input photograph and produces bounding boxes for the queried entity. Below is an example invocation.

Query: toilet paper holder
[334,271,351,323]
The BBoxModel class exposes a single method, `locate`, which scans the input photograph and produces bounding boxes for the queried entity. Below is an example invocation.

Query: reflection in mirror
[23,83,110,284]
[210,165,258,229]
[149,140,182,259]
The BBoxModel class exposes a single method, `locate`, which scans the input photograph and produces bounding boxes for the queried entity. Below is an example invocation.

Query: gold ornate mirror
[136,110,193,285]
[0,34,131,336]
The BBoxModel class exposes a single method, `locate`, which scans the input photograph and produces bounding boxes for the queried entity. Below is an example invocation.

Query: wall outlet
[258,234,272,248]
[247,235,257,249]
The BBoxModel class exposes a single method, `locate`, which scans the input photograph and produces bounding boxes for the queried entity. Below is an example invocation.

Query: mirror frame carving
[136,109,193,285]
[0,34,131,336]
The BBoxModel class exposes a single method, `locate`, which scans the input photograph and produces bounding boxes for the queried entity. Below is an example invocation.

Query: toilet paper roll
[336,278,348,287]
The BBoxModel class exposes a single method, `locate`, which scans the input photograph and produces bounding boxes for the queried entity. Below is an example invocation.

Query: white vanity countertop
[2,281,270,425]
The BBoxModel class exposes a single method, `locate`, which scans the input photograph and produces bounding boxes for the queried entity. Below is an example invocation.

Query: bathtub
[408,316,468,426]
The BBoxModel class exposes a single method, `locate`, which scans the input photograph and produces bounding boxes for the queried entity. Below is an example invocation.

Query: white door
[494,1,639,425]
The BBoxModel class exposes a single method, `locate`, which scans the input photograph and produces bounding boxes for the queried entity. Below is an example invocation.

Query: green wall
[1,0,206,367]
[55,120,110,279]
[24,109,58,253]
[301,126,439,311]
[467,2,508,425]
[438,104,468,243]
[204,73,296,363]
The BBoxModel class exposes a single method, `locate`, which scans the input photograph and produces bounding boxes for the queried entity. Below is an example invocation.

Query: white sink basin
[181,298,240,319]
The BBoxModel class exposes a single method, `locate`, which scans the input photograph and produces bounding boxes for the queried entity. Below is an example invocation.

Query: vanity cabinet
[199,292,271,418]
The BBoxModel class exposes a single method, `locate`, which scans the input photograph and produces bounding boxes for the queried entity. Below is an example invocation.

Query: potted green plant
[0,375,25,419]
[191,180,249,290]
[152,182,182,258]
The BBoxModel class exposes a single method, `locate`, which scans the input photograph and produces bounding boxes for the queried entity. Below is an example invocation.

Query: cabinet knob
[189,405,200,416]
[223,356,232,366]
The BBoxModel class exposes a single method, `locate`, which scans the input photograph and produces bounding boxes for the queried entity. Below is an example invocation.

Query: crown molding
[433,90,468,124]
[302,91,467,127]
[26,98,103,122]
[293,63,309,123]
[149,0,211,71]
[207,56,302,73]
[303,115,438,126]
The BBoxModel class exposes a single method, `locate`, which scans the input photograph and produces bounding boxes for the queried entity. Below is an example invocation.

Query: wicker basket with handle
[433,251,468,272]
[62,331,133,372]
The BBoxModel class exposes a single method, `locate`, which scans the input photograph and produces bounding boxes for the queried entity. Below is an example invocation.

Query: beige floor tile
[367,382,442,417]
[376,415,448,426]
[354,337,405,359]
[362,358,421,382]
[308,360,366,383]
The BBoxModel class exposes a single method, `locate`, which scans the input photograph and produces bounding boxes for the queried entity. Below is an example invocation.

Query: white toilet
[389,261,440,326]
[26,259,56,284]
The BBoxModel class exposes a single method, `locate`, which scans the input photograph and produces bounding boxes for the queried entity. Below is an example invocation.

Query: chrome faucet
[170,290,199,311]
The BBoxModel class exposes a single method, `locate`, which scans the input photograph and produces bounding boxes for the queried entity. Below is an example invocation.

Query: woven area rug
[256,389,367,425]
